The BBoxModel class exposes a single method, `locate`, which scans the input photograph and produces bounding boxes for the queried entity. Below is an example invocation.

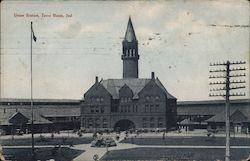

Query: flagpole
[30,21,35,159]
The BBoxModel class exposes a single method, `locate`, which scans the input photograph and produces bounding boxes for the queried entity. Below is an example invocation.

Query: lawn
[3,147,84,161]
[101,147,250,161]
[121,136,250,146]
[0,136,92,146]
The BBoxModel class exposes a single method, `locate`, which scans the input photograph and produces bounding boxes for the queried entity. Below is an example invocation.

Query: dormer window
[90,96,104,103]
[120,97,131,103]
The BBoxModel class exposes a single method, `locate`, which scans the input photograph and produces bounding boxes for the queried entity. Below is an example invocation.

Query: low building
[0,99,80,135]
[206,108,250,134]
[177,99,250,133]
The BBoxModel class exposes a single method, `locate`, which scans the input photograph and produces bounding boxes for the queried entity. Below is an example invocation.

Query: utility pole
[209,60,246,161]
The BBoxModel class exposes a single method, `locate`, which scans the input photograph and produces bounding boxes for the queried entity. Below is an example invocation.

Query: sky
[0,0,249,101]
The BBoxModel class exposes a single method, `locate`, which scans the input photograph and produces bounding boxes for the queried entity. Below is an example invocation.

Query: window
[95,118,100,128]
[82,118,85,127]
[88,118,93,128]
[142,117,147,128]
[150,105,154,112]
[155,96,160,100]
[101,106,104,113]
[158,117,163,128]
[90,106,94,113]
[136,105,138,112]
[103,118,107,128]
[95,106,99,113]
[150,117,154,128]
[155,104,159,112]
[128,105,130,112]
[145,105,148,112]
[121,105,123,112]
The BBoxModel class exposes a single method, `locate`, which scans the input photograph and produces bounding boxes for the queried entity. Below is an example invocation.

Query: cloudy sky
[1,0,249,101]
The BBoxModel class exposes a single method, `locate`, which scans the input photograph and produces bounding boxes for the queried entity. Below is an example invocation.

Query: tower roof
[124,17,137,42]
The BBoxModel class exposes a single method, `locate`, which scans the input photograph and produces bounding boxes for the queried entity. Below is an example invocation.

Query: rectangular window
[158,118,163,128]
[145,105,148,112]
[90,106,94,113]
[101,106,104,113]
[150,105,154,112]
[155,104,159,112]
[142,118,147,128]
[103,123,107,128]
[128,106,130,112]
[95,106,99,113]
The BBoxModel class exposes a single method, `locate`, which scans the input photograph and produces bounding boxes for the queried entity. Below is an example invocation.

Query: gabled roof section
[8,112,29,124]
[0,110,53,126]
[100,78,176,100]
[84,81,111,98]
[206,109,249,123]
[101,78,150,99]
[124,17,137,42]
[155,78,176,99]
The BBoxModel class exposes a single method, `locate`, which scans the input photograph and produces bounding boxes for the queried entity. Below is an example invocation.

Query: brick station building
[80,17,177,131]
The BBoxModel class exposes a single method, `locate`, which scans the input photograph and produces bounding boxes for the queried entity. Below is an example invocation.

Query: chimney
[151,72,155,79]
[95,76,98,83]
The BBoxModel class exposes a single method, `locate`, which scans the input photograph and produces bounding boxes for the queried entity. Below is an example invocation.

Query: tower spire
[122,17,139,78]
[124,16,137,42]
